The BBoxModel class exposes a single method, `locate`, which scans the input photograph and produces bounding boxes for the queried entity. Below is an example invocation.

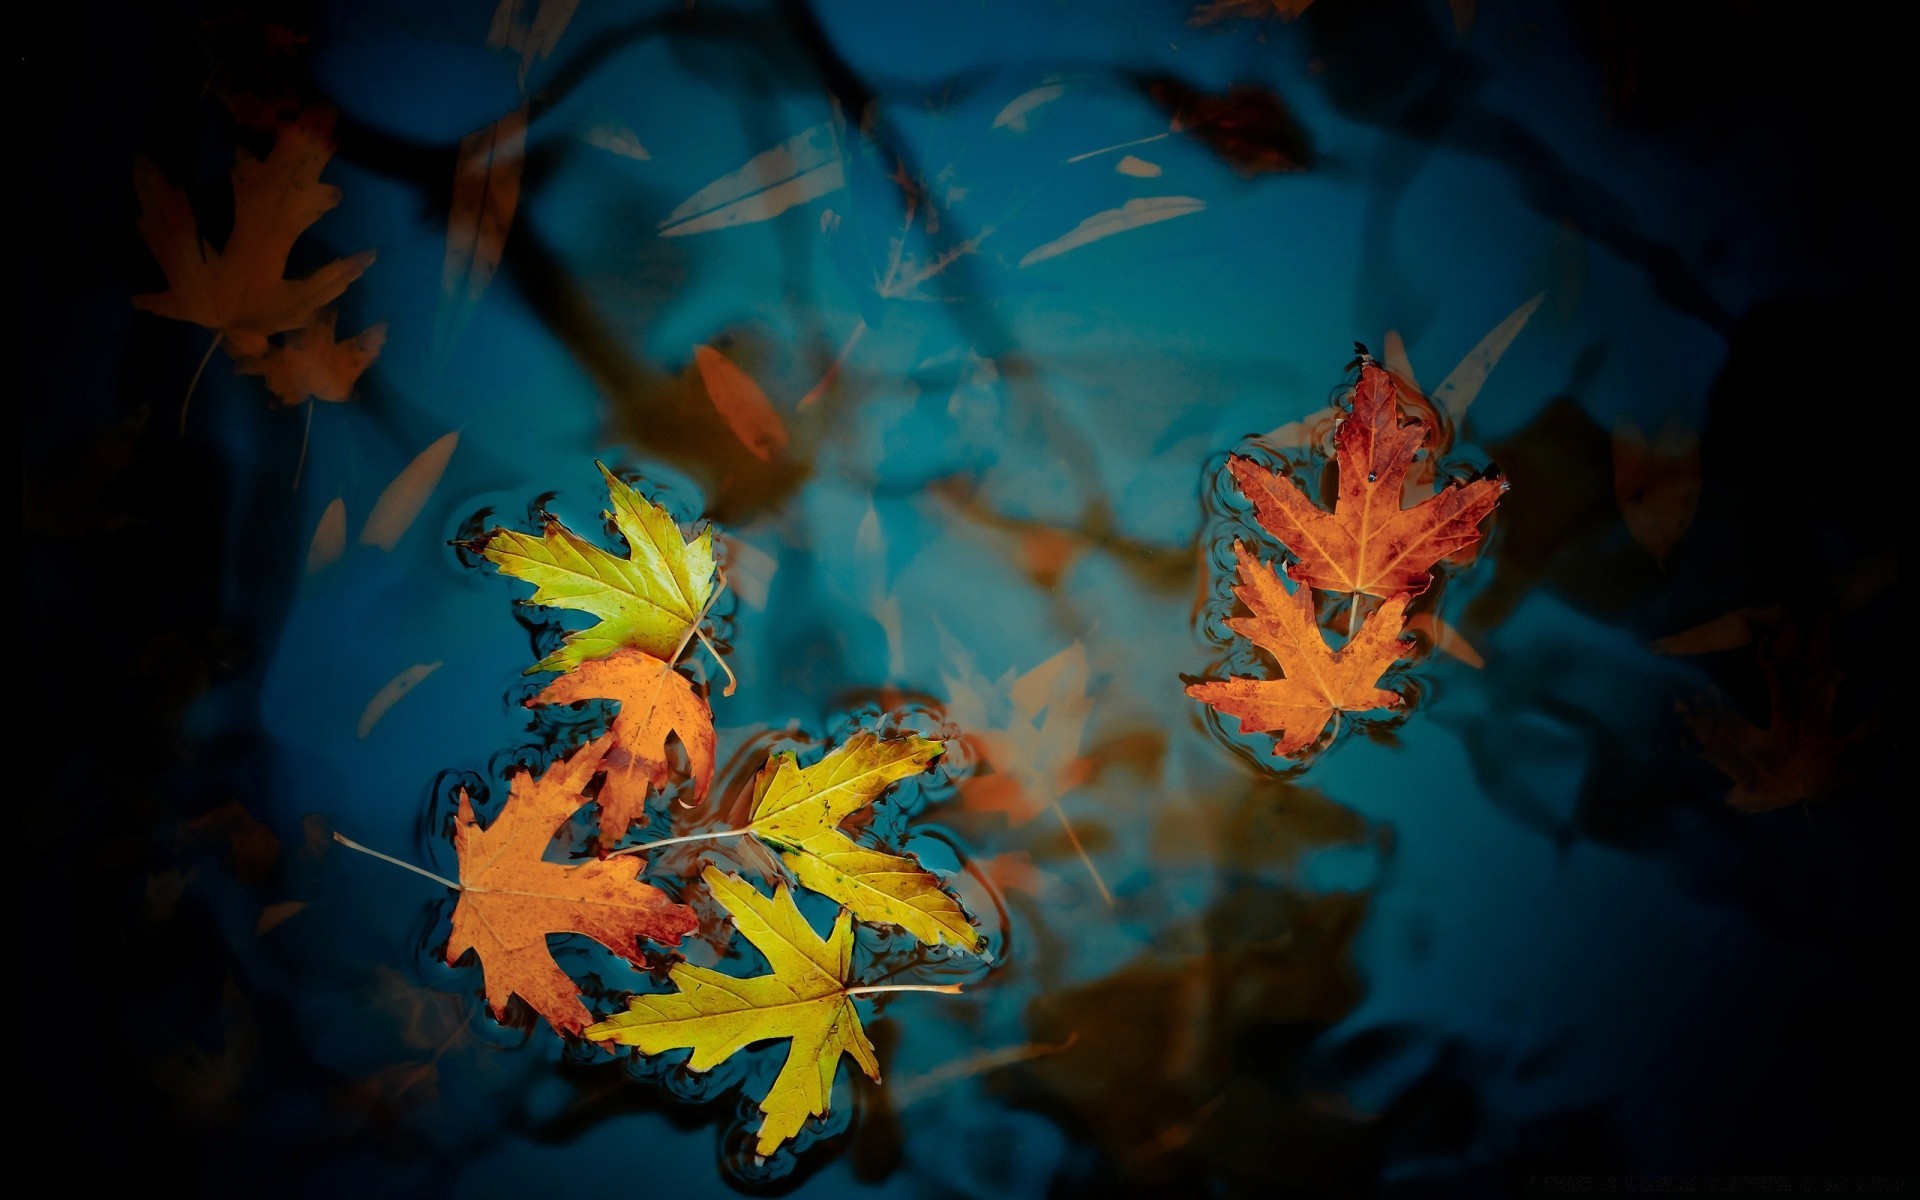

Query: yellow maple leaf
[641,733,981,951]
[475,462,715,674]
[588,868,959,1155]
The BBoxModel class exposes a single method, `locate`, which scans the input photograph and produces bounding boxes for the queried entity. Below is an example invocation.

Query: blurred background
[20,1,1906,1196]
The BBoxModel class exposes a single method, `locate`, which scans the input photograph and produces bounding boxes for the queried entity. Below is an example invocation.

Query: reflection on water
[21,0,1902,1195]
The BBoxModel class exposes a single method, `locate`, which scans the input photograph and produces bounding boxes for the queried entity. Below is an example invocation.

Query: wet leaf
[529,648,715,844]
[475,462,715,673]
[659,124,844,237]
[1188,543,1409,757]
[694,344,789,462]
[178,801,282,885]
[487,0,578,83]
[1019,196,1205,267]
[132,109,375,358]
[946,643,1095,828]
[578,110,650,160]
[255,900,307,935]
[1115,155,1162,177]
[449,745,698,1033]
[236,310,386,407]
[1612,418,1700,563]
[586,869,883,1154]
[1147,79,1313,176]
[360,431,460,551]
[1230,363,1507,598]
[1406,612,1485,668]
[306,497,347,572]
[1427,293,1543,423]
[714,733,981,950]
[437,105,527,352]
[357,661,442,738]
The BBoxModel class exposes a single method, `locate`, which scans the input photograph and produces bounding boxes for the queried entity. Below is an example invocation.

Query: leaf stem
[180,331,224,434]
[1064,130,1169,164]
[845,983,965,997]
[332,831,460,890]
[293,402,314,493]
[1048,798,1114,907]
[798,319,867,410]
[607,826,751,857]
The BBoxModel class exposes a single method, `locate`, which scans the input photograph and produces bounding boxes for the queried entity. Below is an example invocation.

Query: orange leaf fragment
[437,105,527,350]
[236,310,386,407]
[1187,543,1409,757]
[449,745,697,1033]
[528,649,716,845]
[693,345,789,462]
[1230,364,1506,598]
[132,109,376,358]
[1677,627,1858,814]
[1612,419,1700,563]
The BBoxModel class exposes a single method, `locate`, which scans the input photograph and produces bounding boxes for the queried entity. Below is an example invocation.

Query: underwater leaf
[476,462,715,674]
[1230,363,1507,598]
[578,110,650,159]
[450,746,697,1033]
[1428,293,1543,423]
[586,868,883,1154]
[1651,606,1784,656]
[1188,543,1409,757]
[1677,624,1861,815]
[1148,79,1313,176]
[1612,418,1700,563]
[360,431,459,551]
[487,0,578,83]
[235,310,386,407]
[946,643,1095,828]
[694,344,789,462]
[306,497,347,572]
[992,84,1066,132]
[132,108,375,358]
[1406,613,1485,668]
[1191,0,1316,24]
[529,648,715,844]
[1115,155,1162,177]
[357,661,442,738]
[658,124,844,237]
[1019,196,1205,267]
[437,104,527,352]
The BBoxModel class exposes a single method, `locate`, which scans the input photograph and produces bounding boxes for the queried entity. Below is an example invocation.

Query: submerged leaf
[437,105,527,353]
[694,345,789,462]
[1612,418,1700,563]
[476,463,715,673]
[361,432,460,551]
[357,661,442,738]
[306,497,347,573]
[236,310,386,407]
[1019,197,1206,267]
[659,124,844,237]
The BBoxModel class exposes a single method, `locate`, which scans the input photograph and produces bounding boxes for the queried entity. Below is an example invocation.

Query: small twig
[1048,797,1114,907]
[606,826,750,857]
[844,983,965,997]
[333,831,460,890]
[179,331,224,434]
[798,319,867,409]
[696,628,737,696]
[1064,130,1169,164]
[292,403,314,492]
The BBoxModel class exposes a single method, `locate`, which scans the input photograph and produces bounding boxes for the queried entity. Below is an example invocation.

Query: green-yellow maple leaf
[647,732,982,951]
[477,462,715,674]
[587,868,916,1155]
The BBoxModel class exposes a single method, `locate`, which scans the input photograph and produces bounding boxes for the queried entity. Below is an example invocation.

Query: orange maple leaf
[1230,363,1506,598]
[132,109,375,358]
[448,743,697,1034]
[1187,542,1409,757]
[235,310,386,406]
[527,649,715,845]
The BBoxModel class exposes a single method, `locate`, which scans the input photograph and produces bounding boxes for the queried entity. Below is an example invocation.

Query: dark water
[22,2,1906,1197]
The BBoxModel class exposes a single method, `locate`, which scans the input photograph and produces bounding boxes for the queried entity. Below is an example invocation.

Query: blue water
[22,1,1902,1196]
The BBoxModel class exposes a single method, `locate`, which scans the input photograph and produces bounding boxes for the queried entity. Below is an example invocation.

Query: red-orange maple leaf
[448,742,697,1034]
[527,649,715,845]
[1187,542,1409,757]
[1231,363,1506,598]
[133,109,375,358]
[235,310,386,406]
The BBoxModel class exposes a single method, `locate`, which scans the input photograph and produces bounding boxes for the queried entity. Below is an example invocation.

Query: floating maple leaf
[475,463,716,674]
[1231,363,1506,599]
[235,310,386,407]
[588,869,956,1155]
[528,648,715,844]
[1188,543,1410,757]
[633,733,980,950]
[448,744,697,1033]
[132,109,375,359]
